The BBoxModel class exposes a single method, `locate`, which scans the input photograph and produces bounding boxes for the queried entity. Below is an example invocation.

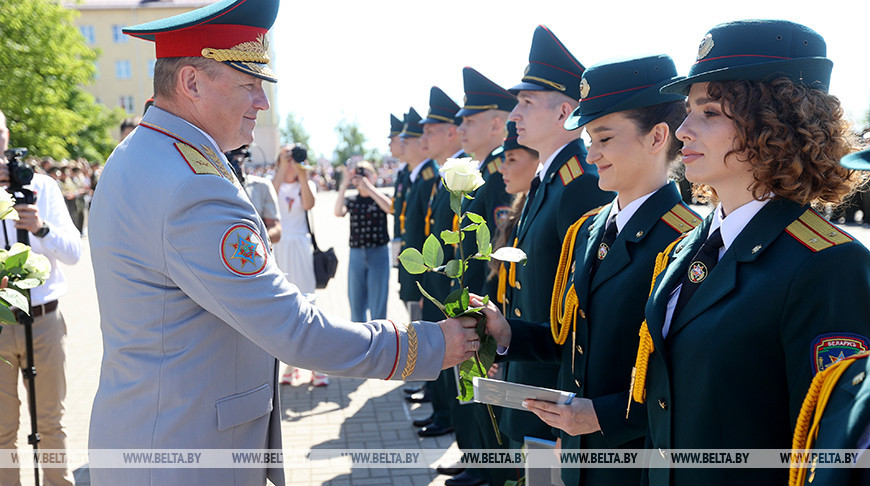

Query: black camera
[3,148,34,188]
[290,144,307,163]
[355,167,366,176]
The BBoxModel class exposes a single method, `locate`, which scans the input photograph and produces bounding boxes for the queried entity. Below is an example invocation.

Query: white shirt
[275,180,317,236]
[605,187,662,234]
[536,143,569,182]
[662,198,770,337]
[1,174,82,305]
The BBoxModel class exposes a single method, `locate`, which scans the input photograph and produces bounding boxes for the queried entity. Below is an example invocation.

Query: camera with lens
[355,167,366,177]
[290,144,308,163]
[4,147,34,189]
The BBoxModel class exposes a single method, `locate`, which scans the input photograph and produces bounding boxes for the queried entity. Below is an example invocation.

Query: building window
[93,61,99,80]
[148,60,156,78]
[119,96,135,113]
[115,60,131,79]
[112,25,128,43]
[80,25,95,44]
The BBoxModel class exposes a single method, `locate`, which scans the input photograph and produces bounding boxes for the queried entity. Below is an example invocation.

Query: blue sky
[271,0,869,158]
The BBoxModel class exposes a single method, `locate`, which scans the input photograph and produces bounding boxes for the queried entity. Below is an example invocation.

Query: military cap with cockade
[565,54,685,130]
[419,87,460,125]
[456,67,517,118]
[389,114,404,138]
[510,25,585,101]
[661,19,832,94]
[400,108,424,139]
[123,0,279,83]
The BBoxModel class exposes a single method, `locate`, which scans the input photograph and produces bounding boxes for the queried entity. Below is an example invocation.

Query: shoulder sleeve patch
[558,156,584,186]
[661,202,703,234]
[785,209,853,252]
[493,205,510,227]
[812,332,870,374]
[175,142,221,176]
[220,223,269,277]
[422,167,435,181]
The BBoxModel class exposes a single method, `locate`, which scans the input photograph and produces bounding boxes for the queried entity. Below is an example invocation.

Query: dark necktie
[527,176,541,204]
[590,216,617,279]
[672,228,724,320]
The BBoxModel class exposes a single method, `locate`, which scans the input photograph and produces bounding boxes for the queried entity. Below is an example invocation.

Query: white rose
[439,157,485,193]
[0,191,18,221]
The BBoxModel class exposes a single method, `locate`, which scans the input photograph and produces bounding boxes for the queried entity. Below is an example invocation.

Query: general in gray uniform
[87,1,479,485]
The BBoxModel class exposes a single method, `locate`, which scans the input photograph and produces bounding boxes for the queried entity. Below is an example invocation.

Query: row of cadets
[482,53,700,486]
[388,113,409,269]
[498,25,614,456]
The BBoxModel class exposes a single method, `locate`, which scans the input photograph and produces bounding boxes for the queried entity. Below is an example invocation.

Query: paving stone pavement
[12,190,870,485]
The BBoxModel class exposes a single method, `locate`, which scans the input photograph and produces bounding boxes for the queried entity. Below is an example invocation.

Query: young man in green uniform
[389,113,409,269]
[500,25,613,452]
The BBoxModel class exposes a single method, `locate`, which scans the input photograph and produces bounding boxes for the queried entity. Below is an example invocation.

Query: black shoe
[417,424,454,437]
[445,471,486,486]
[405,390,431,403]
[412,416,434,428]
[403,385,424,395]
[435,464,465,476]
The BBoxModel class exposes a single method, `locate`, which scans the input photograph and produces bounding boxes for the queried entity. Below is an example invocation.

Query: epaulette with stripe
[174,142,222,176]
[785,208,852,252]
[421,167,435,181]
[660,202,702,234]
[487,158,502,174]
[581,205,606,221]
[558,156,584,186]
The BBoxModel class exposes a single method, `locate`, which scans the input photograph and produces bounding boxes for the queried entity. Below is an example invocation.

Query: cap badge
[579,78,591,99]
[202,33,270,64]
[697,33,715,61]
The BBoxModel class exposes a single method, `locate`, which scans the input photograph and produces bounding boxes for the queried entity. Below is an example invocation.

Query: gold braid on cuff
[401,323,418,380]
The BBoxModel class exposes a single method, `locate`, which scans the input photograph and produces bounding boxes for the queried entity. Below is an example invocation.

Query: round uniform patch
[812,332,870,374]
[220,223,268,277]
[687,261,708,283]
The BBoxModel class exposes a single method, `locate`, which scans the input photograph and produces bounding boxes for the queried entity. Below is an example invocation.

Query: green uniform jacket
[392,164,411,240]
[800,353,870,486]
[509,183,697,486]
[644,198,870,486]
[399,159,438,302]
[500,139,614,443]
[460,149,512,298]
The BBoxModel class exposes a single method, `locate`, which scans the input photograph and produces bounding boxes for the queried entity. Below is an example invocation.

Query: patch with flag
[493,205,510,227]
[220,223,268,277]
[812,332,870,374]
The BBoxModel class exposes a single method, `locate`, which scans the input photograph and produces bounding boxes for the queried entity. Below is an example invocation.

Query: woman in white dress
[271,144,328,386]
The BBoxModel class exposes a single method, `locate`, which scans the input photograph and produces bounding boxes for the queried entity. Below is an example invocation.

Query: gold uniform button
[515,281,522,290]
[514,308,522,317]
[658,398,668,410]
[576,345,583,354]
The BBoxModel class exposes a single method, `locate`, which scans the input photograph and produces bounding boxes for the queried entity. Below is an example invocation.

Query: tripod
[3,184,41,486]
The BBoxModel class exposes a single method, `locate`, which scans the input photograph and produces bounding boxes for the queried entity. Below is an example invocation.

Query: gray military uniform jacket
[88,107,445,485]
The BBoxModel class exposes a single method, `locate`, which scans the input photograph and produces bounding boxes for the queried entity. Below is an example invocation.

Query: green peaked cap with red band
[123,0,279,83]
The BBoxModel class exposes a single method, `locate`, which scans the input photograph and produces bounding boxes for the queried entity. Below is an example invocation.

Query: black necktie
[672,228,724,320]
[527,176,541,204]
[590,216,617,279]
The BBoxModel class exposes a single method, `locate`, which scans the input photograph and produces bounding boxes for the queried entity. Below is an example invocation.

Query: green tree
[334,119,367,166]
[280,112,311,147]
[0,0,121,163]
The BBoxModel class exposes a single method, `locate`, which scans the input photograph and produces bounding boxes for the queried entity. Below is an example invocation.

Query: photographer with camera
[0,108,82,486]
[270,143,327,386]
[226,145,281,244]
[334,161,392,322]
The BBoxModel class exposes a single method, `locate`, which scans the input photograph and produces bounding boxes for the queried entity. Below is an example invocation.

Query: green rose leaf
[461,223,480,232]
[0,304,17,326]
[440,230,460,245]
[13,278,42,290]
[0,288,28,314]
[444,259,463,279]
[398,248,428,275]
[415,282,447,317]
[422,234,444,268]
[443,288,469,318]
[4,246,29,270]
[476,223,492,257]
[466,212,484,224]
